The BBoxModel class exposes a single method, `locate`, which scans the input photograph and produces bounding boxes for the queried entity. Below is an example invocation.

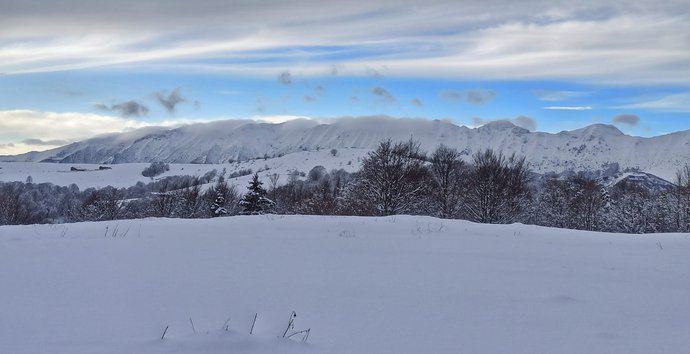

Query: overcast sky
[1,0,689,154]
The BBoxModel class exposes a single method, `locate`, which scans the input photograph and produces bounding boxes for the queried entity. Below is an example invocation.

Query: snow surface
[0,148,365,189]
[1,215,689,354]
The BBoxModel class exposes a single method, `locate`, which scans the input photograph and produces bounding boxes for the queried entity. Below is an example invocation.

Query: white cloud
[544,106,593,111]
[0,142,63,155]
[0,109,148,139]
[251,115,311,124]
[532,90,591,101]
[0,109,316,154]
[616,92,690,113]
[0,1,688,84]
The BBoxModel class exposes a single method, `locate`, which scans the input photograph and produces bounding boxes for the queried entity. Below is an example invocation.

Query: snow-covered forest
[2,139,689,233]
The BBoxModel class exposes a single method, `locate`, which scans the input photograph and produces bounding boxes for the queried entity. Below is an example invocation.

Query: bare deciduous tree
[0,184,30,225]
[80,186,125,221]
[352,139,429,216]
[568,175,608,231]
[673,164,690,232]
[464,149,530,224]
[429,145,467,218]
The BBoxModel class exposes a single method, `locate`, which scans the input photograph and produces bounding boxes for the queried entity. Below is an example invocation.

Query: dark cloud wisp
[279,71,292,85]
[440,89,496,104]
[514,116,537,131]
[371,87,396,102]
[613,114,640,126]
[466,89,496,104]
[55,89,84,97]
[94,100,149,117]
[156,88,186,114]
[472,117,487,126]
[365,67,383,79]
[441,91,464,101]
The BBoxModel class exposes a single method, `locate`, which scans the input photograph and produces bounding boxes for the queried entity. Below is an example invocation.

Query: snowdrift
[1,215,688,354]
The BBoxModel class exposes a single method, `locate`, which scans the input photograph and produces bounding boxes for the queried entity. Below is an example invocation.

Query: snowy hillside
[1,215,688,354]
[0,148,365,189]
[3,117,690,181]
[601,171,677,193]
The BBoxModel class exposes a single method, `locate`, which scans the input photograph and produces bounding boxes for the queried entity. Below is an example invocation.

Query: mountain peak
[573,124,624,137]
[476,120,531,134]
[479,120,516,130]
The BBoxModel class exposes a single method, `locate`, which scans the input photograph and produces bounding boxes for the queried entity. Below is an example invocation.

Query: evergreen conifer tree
[239,173,275,214]
[210,193,228,216]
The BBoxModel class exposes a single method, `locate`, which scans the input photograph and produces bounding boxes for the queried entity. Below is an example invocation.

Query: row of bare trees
[344,140,531,223]
[259,140,532,224]
[259,139,689,233]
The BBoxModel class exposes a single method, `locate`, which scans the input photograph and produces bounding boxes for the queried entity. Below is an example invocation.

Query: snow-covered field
[1,215,688,354]
[0,149,365,189]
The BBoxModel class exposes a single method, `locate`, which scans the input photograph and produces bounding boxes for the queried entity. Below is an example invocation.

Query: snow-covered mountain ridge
[3,117,689,181]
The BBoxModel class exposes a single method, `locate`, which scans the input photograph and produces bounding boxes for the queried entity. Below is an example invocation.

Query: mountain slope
[3,117,689,180]
[602,172,677,193]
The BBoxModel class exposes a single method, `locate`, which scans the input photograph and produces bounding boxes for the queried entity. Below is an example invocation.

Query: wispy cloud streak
[0,1,688,84]
[544,106,593,111]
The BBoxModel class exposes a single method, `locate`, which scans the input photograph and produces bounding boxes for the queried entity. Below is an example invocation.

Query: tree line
[1,140,689,233]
